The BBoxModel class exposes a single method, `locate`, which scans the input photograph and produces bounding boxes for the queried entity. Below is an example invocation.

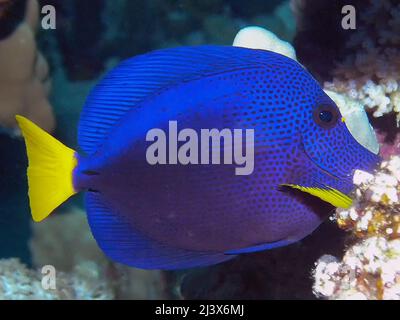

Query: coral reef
[293,0,400,125]
[2,0,398,300]
[294,3,399,296]
[313,156,400,300]
[176,27,379,300]
[0,258,115,299]
[0,0,55,133]
[28,208,166,300]
[223,23,398,300]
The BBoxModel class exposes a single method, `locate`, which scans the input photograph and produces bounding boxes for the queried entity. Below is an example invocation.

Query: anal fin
[85,192,235,270]
[225,239,290,255]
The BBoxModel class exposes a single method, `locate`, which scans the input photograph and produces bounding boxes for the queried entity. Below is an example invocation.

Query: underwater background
[0,0,399,299]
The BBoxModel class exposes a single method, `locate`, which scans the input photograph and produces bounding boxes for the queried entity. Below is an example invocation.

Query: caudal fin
[16,115,78,222]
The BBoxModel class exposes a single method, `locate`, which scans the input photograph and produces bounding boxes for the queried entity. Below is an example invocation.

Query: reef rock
[0,0,55,134]
[29,208,167,300]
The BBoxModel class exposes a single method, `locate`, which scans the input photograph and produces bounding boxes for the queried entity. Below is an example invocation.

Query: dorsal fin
[78,45,290,154]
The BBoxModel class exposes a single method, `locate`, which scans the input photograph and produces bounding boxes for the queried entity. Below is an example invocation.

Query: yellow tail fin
[15,115,78,222]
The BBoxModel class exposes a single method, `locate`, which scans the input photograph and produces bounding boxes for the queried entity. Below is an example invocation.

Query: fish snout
[354,152,381,177]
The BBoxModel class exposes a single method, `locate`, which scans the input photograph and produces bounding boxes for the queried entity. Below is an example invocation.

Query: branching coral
[336,157,400,238]
[313,156,400,300]
[293,3,399,298]
[292,0,400,124]
[322,0,400,125]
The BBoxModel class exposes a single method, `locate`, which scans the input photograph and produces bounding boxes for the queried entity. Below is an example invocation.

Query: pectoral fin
[281,184,353,209]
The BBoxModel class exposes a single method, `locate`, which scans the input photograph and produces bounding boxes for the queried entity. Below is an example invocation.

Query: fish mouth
[282,141,355,209]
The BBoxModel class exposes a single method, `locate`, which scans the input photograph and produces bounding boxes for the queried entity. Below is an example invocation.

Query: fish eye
[313,105,339,129]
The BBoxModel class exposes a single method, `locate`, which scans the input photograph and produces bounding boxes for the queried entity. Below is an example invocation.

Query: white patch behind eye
[325,90,380,155]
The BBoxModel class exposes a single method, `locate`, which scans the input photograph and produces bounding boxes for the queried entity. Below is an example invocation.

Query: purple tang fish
[16,46,379,269]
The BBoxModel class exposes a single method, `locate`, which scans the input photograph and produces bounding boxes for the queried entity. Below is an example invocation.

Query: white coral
[0,259,56,300]
[352,157,400,205]
[313,237,400,300]
[233,26,297,60]
[313,156,400,300]
[323,0,400,125]
[312,255,340,298]
[0,259,114,300]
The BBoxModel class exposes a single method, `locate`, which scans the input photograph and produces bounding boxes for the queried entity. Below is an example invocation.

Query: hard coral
[313,156,400,300]
[314,238,400,300]
[293,0,400,125]
[233,26,296,59]
[0,258,114,300]
[29,208,167,299]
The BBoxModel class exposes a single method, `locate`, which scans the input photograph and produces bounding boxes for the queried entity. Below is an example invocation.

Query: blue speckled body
[74,46,378,269]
